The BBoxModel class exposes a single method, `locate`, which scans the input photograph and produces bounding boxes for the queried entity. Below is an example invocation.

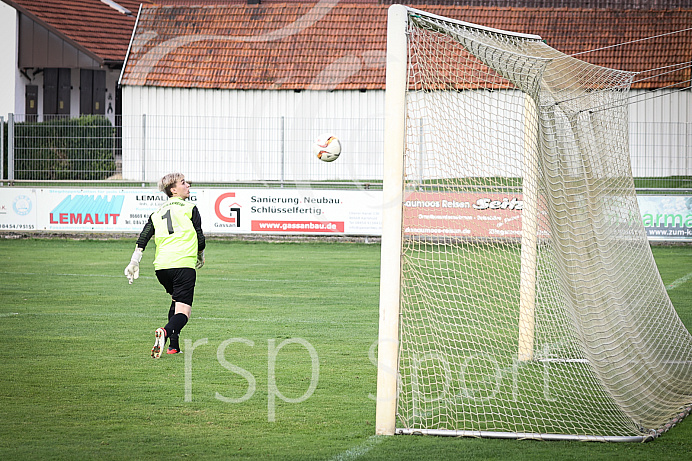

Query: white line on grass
[0,311,378,326]
[667,272,692,291]
[0,271,126,278]
[192,316,339,324]
[328,436,384,461]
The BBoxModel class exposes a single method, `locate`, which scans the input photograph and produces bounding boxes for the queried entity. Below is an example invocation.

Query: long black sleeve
[136,216,155,250]
[191,206,206,252]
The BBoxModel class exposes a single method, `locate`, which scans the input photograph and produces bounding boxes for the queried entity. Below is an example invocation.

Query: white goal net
[376,5,692,441]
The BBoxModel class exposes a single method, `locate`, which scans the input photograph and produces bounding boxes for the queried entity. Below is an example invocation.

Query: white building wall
[120,85,691,183]
[0,2,17,119]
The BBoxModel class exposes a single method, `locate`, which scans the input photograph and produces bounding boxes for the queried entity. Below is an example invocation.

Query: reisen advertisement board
[403,191,526,238]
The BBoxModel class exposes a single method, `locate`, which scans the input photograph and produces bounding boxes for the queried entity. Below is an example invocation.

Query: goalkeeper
[124,173,206,358]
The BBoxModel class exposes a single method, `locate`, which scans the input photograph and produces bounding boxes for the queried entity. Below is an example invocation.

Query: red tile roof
[152,0,692,6]
[119,3,691,90]
[5,0,152,64]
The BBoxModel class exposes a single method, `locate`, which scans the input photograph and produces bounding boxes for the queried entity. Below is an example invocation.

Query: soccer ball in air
[312,134,341,162]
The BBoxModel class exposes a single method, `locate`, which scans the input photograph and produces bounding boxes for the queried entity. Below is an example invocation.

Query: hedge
[12,115,116,180]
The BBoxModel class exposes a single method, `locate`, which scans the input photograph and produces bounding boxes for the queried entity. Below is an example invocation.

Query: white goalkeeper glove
[195,250,205,269]
[125,247,143,284]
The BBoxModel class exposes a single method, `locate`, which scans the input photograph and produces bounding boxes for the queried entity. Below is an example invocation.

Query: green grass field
[1,238,691,460]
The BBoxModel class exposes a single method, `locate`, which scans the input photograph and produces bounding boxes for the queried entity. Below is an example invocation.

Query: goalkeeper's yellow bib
[151,197,198,270]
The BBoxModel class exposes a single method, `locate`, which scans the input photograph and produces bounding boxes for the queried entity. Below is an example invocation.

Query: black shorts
[155,267,196,306]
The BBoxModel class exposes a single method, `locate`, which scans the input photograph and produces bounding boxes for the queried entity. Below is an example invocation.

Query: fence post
[280,116,285,186]
[141,113,146,183]
[684,118,692,175]
[418,116,424,188]
[8,113,14,181]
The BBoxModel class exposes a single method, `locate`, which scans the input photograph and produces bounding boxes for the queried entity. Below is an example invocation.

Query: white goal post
[376,4,692,441]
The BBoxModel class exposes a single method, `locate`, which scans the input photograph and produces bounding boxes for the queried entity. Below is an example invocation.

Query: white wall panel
[121,87,385,182]
[629,89,692,177]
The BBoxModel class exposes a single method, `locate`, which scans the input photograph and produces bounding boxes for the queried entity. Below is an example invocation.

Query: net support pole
[376,4,408,436]
[518,94,539,362]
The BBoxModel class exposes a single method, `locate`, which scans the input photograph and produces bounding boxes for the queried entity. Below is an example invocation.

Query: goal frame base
[395,428,652,443]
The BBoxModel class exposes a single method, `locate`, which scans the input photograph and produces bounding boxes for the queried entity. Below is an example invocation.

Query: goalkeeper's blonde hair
[158,172,185,197]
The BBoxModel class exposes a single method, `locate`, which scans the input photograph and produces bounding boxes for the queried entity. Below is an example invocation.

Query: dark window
[80,69,106,115]
[79,69,92,115]
[43,68,71,115]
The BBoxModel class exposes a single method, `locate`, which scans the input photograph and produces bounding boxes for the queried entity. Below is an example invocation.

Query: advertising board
[0,187,382,236]
[0,188,689,241]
